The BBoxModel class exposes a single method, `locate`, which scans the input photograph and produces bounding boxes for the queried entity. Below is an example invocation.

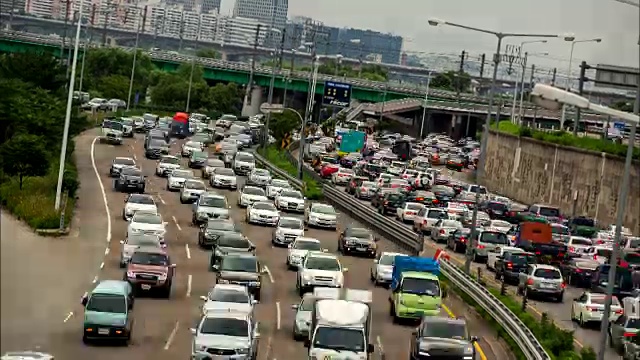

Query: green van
[81,280,134,344]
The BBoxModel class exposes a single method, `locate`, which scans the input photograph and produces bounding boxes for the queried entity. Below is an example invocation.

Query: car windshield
[442,220,462,228]
[491,220,511,228]
[313,327,365,352]
[103,121,123,130]
[590,295,619,305]
[510,253,536,264]
[348,228,371,239]
[400,277,440,296]
[571,237,592,246]
[221,256,258,272]
[127,235,160,247]
[244,187,265,196]
[254,169,270,176]
[200,318,248,337]
[628,239,640,249]
[280,191,302,199]
[596,248,612,257]
[218,234,250,248]
[305,256,340,271]
[209,289,249,303]
[200,197,227,207]
[185,180,205,190]
[270,179,289,187]
[253,202,276,211]
[86,294,127,314]
[406,203,423,211]
[487,202,508,211]
[422,322,466,339]
[299,297,315,311]
[192,151,207,159]
[427,210,447,219]
[114,158,135,166]
[312,205,336,215]
[130,251,169,266]
[362,181,377,188]
[236,154,254,162]
[534,268,562,279]
[132,213,162,224]
[161,157,180,164]
[280,218,303,229]
[128,194,155,205]
[479,231,508,244]
[215,168,235,176]
[149,140,166,148]
[552,225,570,235]
[294,241,322,251]
[469,185,487,194]
[379,254,402,266]
[122,168,141,176]
[539,207,560,217]
[172,170,193,178]
[207,221,236,232]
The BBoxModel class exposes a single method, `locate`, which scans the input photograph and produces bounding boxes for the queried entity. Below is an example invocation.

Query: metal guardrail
[254,150,552,360]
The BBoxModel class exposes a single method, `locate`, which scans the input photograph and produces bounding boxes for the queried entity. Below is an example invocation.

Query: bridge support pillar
[220,51,228,61]
[241,86,263,117]
[450,114,464,139]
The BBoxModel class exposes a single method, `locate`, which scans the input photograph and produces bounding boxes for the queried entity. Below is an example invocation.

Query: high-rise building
[284,16,324,52]
[233,0,287,32]
[220,16,266,46]
[200,0,219,14]
[321,26,403,64]
[2,0,27,17]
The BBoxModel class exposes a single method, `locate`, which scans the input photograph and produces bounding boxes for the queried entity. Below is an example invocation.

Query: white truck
[305,288,374,360]
[100,119,124,145]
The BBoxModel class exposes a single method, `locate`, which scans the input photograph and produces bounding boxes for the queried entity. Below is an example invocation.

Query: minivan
[81,280,134,344]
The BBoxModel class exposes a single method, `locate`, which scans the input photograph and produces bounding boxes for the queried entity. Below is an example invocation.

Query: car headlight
[464,344,474,354]
[218,279,229,284]
[126,271,135,278]
[194,343,207,351]
[197,211,207,218]
[130,228,143,234]
[302,273,312,281]
[236,348,249,355]
[157,273,167,281]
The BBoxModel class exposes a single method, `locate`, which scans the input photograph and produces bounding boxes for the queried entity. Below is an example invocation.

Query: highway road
[323,162,620,359]
[1,128,510,359]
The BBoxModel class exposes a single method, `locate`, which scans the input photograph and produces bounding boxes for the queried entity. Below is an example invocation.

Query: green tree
[611,100,633,112]
[84,48,154,99]
[93,74,131,100]
[430,71,471,92]
[196,49,221,59]
[268,109,301,146]
[0,52,66,92]
[0,134,50,189]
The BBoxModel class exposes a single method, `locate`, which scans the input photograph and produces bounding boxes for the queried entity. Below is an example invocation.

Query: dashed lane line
[172,216,182,231]
[263,265,275,283]
[163,321,180,350]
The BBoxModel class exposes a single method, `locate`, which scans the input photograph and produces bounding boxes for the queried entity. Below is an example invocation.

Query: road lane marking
[133,154,137,161]
[157,194,166,204]
[164,321,179,350]
[276,302,281,330]
[90,137,112,245]
[264,265,274,283]
[172,216,182,231]
[92,275,98,284]
[187,274,192,297]
[442,304,487,360]
[100,262,104,269]
[63,312,73,323]
[185,244,191,260]
[376,336,384,356]
[105,248,110,256]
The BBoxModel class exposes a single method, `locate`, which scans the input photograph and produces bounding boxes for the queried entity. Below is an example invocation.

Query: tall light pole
[54,0,85,211]
[558,38,602,131]
[419,71,432,139]
[299,55,320,179]
[508,40,547,122]
[427,18,573,274]
[126,2,141,111]
[262,27,283,147]
[517,52,549,124]
[185,17,202,113]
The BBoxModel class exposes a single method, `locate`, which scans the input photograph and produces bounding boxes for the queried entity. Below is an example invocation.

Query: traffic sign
[281,132,291,149]
[260,103,284,114]
[613,121,626,130]
[322,81,352,108]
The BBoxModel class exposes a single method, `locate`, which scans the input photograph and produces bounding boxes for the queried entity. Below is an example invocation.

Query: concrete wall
[483,130,640,234]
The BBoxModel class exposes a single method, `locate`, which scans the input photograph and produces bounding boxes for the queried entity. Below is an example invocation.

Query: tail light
[440,229,445,234]
[593,255,598,260]
[624,332,636,337]
[569,247,575,252]
[615,309,624,315]
[507,211,515,217]
[586,306,596,311]
[477,244,485,249]
[561,282,566,289]
[506,262,513,269]
[575,268,582,273]
[433,199,439,204]
[535,251,541,255]
[416,197,424,201]
[459,237,466,243]
[384,201,389,205]
[526,278,534,285]
[360,187,366,192]
[558,252,565,258]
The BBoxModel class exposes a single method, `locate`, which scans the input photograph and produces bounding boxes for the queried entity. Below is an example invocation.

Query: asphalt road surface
[2,129,509,359]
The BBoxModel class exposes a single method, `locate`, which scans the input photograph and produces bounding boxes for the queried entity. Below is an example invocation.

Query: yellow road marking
[441,304,488,360]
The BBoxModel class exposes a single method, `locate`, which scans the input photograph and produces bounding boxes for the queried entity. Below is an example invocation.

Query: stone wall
[483,129,640,234]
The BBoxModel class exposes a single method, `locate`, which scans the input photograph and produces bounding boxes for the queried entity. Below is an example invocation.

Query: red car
[320,164,340,178]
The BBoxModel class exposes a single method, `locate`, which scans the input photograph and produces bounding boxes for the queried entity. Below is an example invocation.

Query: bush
[258,146,323,200]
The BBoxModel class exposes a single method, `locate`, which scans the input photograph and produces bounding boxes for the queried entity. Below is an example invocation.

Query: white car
[209,167,238,189]
[181,141,203,157]
[488,220,512,234]
[155,155,181,177]
[202,158,225,179]
[247,168,272,187]
[430,219,463,243]
[246,201,280,226]
[486,246,524,271]
[287,237,324,270]
[179,179,207,204]
[296,252,346,296]
[396,202,425,223]
[413,208,448,234]
[582,246,612,264]
[266,179,292,199]
[166,169,194,191]
[304,203,337,230]
[119,233,164,267]
[126,211,167,241]
[567,236,593,257]
[272,216,305,246]
[237,186,268,207]
[122,193,158,220]
[571,292,623,327]
[370,252,406,286]
[275,189,305,213]
[199,284,257,315]
[331,167,354,185]
[110,157,136,177]
[233,152,256,175]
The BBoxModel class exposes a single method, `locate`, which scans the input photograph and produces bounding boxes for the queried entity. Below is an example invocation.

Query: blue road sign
[322,81,352,108]
[613,121,625,130]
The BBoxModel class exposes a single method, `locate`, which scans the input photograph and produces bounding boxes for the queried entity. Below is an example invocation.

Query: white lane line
[186,274,192,297]
[276,302,281,330]
[92,275,98,284]
[264,266,274,283]
[377,336,384,354]
[100,262,105,269]
[105,248,110,256]
[63,312,73,323]
[133,154,137,161]
[164,321,179,350]
[157,194,166,205]
[172,216,182,231]
[185,243,191,260]
[82,291,88,299]
[90,137,112,245]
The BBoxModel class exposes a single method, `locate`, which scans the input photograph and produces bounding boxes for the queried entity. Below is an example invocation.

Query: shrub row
[258,146,323,200]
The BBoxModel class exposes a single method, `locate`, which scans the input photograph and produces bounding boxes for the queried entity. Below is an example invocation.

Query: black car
[495,251,537,285]
[145,140,165,159]
[145,129,169,149]
[337,226,378,258]
[405,190,438,207]
[375,192,405,215]
[561,258,599,288]
[209,232,255,265]
[358,163,384,180]
[188,151,208,169]
[431,185,455,204]
[114,167,145,193]
[370,187,399,208]
[212,253,263,301]
[481,201,510,220]
[446,228,471,253]
[198,219,241,248]
[409,316,477,360]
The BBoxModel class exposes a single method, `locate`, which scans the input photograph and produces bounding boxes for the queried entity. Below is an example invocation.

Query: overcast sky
[222,0,639,72]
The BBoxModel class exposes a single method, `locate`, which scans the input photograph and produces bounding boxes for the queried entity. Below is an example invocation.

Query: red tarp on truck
[173,112,188,123]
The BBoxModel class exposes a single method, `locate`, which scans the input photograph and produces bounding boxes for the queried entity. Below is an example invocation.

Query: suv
[494,251,536,285]
[109,157,136,177]
[123,247,176,298]
[296,252,345,295]
[114,166,145,193]
[338,226,377,258]
[410,316,478,359]
[516,264,565,302]
[212,253,264,301]
[233,152,256,175]
[192,193,230,225]
[190,307,259,359]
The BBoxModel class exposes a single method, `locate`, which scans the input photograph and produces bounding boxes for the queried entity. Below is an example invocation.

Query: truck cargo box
[391,256,439,290]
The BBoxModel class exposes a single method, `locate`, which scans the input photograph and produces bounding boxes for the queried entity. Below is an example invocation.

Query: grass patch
[494,121,639,160]
[258,146,323,200]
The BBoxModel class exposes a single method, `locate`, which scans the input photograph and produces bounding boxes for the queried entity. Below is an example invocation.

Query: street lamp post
[419,71,433,139]
[262,27,283,147]
[54,0,85,210]
[557,38,602,132]
[126,1,141,111]
[517,52,549,124]
[427,18,573,274]
[299,55,320,179]
[185,17,202,113]
[508,40,547,123]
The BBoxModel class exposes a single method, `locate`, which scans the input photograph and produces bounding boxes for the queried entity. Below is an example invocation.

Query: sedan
[275,189,305,213]
[266,179,292,199]
[304,203,337,230]
[209,167,237,190]
[200,284,256,315]
[122,193,157,221]
[488,219,512,234]
[247,168,272,187]
[246,201,280,226]
[571,292,622,327]
[126,211,167,242]
[197,219,240,248]
[166,169,194,191]
[354,181,378,200]
[396,202,425,223]
[331,167,354,185]
[155,155,181,177]
[287,237,323,270]
[370,252,406,286]
[272,217,305,247]
[237,186,268,207]
[179,179,207,204]
[181,141,203,157]
[119,233,164,267]
[431,219,463,243]
[188,151,208,169]
[201,158,225,179]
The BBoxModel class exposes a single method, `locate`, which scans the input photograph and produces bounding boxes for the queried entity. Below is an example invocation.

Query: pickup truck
[514,222,567,262]
[389,256,444,322]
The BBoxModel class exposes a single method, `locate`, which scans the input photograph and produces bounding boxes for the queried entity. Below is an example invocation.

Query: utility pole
[456,50,466,101]
[551,67,557,86]
[242,24,261,116]
[178,11,184,51]
[262,27,285,146]
[8,0,16,29]
[185,16,202,113]
[479,54,486,79]
[126,2,141,111]
[62,0,70,64]
[303,30,318,122]
[101,2,110,46]
[528,64,536,94]
[573,61,588,135]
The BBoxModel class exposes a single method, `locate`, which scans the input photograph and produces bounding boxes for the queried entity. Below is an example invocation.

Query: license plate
[141,284,152,290]
[541,283,555,289]
[98,328,110,335]
[357,247,368,251]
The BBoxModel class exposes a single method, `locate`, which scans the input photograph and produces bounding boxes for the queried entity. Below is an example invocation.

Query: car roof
[422,316,467,327]
[307,252,338,260]
[532,264,560,271]
[203,307,252,320]
[92,280,130,295]
[133,245,167,255]
[211,283,249,293]
[223,252,257,260]
[294,237,321,243]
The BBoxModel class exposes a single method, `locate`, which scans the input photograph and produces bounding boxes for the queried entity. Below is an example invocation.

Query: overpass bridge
[0,30,605,127]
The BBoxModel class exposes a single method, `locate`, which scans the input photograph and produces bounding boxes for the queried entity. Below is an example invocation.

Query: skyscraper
[233,0,287,31]
[201,0,220,14]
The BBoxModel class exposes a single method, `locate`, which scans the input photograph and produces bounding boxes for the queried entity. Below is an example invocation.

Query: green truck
[388,256,444,322]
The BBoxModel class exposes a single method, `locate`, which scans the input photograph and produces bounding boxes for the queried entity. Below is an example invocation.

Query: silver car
[247,168,272,187]
[192,193,231,225]
[291,293,315,340]
[167,169,194,191]
[370,252,406,286]
[517,264,565,302]
[179,179,207,204]
[200,284,257,315]
[190,308,259,359]
[266,179,292,199]
[119,233,164,267]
